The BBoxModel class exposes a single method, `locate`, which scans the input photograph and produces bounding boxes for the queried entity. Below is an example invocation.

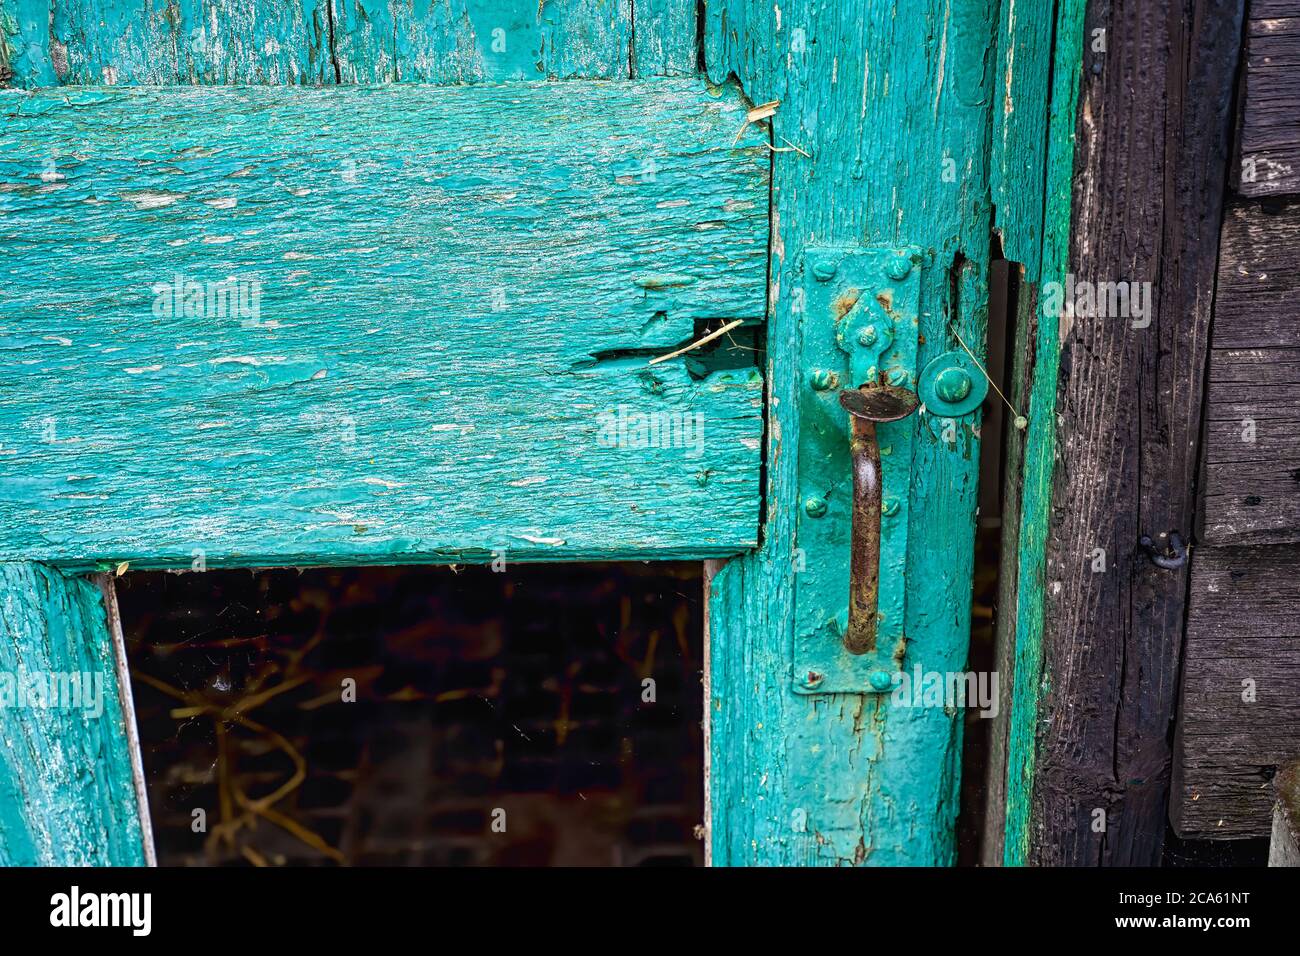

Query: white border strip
[702,559,720,868]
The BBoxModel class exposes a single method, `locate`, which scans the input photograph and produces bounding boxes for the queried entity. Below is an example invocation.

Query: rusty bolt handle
[846,416,883,655]
[838,385,919,655]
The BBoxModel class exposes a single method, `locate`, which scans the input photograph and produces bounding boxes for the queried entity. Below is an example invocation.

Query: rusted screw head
[886,367,911,388]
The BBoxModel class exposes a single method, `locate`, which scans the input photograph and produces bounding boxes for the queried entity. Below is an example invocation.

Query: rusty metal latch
[839,385,919,654]
[793,245,924,694]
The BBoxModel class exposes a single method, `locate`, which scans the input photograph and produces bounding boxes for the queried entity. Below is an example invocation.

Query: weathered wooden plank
[1172,546,1300,839]
[1234,1,1300,197]
[982,0,1086,867]
[701,0,1056,866]
[1001,0,1245,866]
[0,563,149,865]
[0,81,769,568]
[1204,203,1300,350]
[1199,202,1300,545]
[0,0,692,87]
[631,0,696,76]
[328,0,632,83]
[1173,547,1300,641]
[1202,456,1300,544]
[42,0,332,86]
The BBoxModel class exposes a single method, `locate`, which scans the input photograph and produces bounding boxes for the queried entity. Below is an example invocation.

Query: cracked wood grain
[0,0,696,87]
[703,0,1011,866]
[0,80,769,568]
[0,562,148,865]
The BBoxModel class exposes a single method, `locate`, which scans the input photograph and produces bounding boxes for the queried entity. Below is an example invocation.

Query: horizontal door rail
[0,80,769,569]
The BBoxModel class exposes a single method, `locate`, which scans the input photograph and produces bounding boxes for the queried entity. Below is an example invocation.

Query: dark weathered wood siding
[1198,204,1300,546]
[1004,0,1245,865]
[1233,2,1300,198]
[1172,8,1300,834]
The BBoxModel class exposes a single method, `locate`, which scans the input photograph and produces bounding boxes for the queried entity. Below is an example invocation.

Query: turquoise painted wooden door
[0,0,1016,866]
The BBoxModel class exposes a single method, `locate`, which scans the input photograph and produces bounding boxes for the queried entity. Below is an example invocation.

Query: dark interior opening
[957,251,1018,865]
[115,563,704,867]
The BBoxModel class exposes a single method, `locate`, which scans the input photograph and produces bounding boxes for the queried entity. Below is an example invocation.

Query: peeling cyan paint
[0,0,1081,868]
[0,0,699,88]
[0,564,147,866]
[704,0,1005,866]
[0,80,768,569]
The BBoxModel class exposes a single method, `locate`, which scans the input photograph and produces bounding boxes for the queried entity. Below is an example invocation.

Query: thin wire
[948,325,1026,426]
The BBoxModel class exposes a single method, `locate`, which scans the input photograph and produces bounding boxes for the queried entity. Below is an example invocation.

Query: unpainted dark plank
[1173,545,1300,839]
[1025,0,1245,865]
[1199,202,1300,545]
[1204,203,1300,350]
[1202,460,1300,544]
[1235,2,1300,197]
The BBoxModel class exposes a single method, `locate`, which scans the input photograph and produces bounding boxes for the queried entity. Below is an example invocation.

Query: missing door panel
[115,564,703,867]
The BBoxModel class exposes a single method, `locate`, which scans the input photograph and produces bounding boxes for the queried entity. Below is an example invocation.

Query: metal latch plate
[793,245,922,694]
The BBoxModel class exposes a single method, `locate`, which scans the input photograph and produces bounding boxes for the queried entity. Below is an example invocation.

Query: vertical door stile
[0,563,151,865]
[702,0,1077,865]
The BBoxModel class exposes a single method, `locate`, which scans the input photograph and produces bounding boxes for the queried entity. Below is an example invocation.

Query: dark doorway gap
[116,563,704,867]
[956,244,1019,866]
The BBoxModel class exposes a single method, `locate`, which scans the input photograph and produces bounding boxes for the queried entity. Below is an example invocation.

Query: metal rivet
[869,670,894,691]
[804,671,824,688]
[812,260,838,282]
[881,497,900,517]
[804,496,828,518]
[934,367,973,403]
[886,255,913,280]
[886,368,910,387]
[810,369,835,391]
[858,325,878,346]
